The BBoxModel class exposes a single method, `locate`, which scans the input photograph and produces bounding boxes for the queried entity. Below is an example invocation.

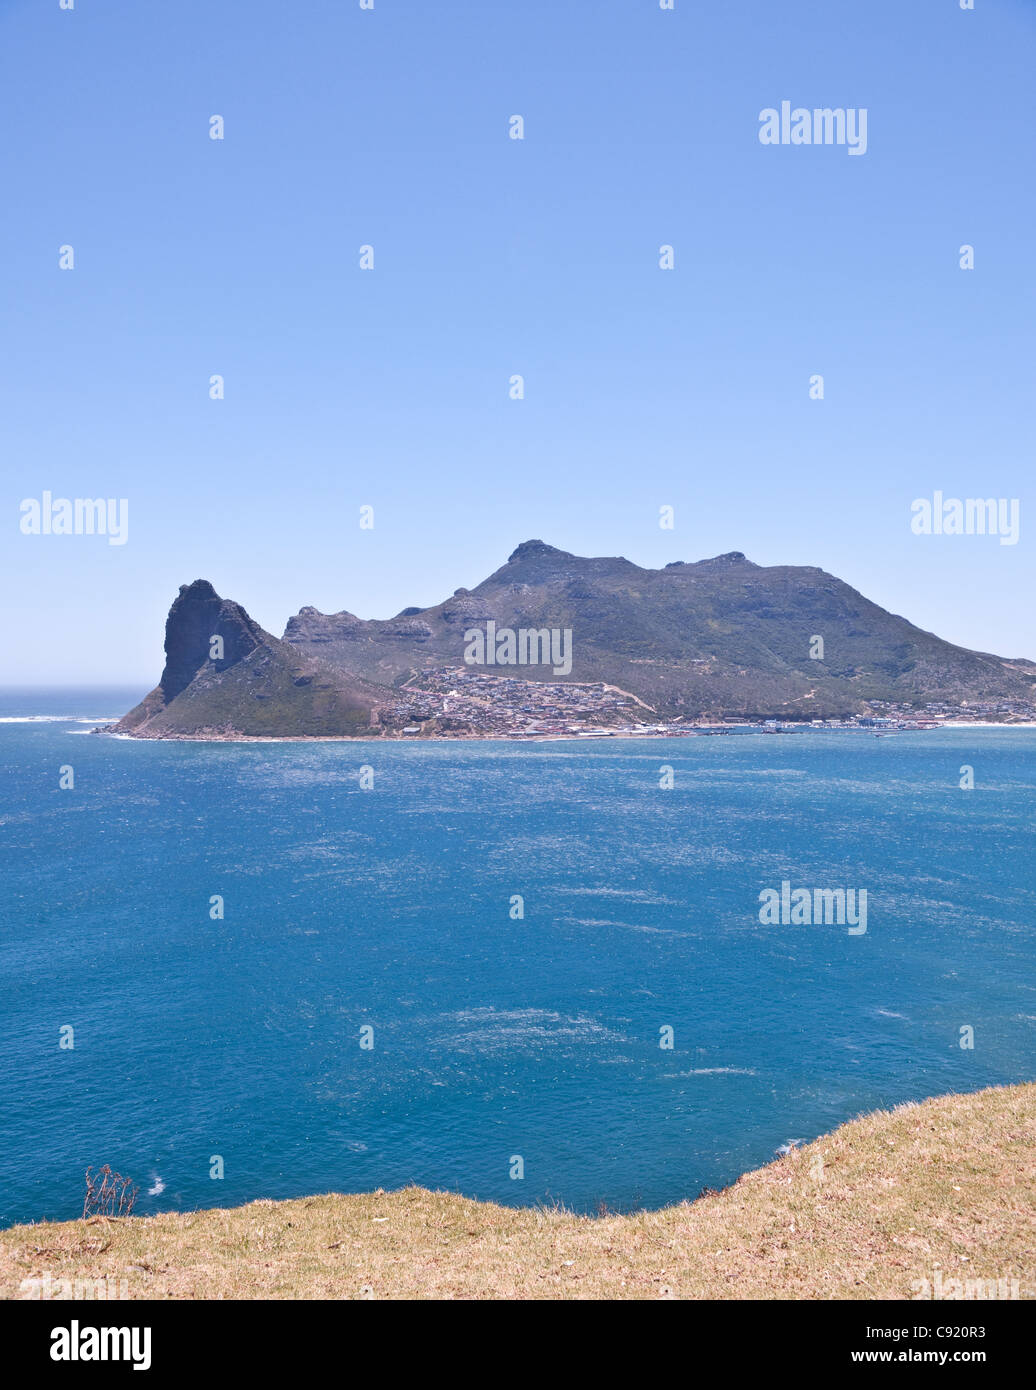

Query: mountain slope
[112,581,397,738]
[283,541,1036,720]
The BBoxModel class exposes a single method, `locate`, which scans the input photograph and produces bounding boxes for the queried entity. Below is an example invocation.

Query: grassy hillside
[2,1084,1032,1300]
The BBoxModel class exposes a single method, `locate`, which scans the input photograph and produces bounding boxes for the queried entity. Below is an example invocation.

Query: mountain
[112,547,1036,738]
[282,540,1036,721]
[111,580,399,738]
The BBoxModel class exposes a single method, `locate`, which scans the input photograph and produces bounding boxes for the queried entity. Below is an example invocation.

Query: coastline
[92,721,1036,745]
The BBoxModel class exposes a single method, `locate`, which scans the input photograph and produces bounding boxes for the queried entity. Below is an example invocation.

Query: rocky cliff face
[152,580,265,703]
[112,581,399,738]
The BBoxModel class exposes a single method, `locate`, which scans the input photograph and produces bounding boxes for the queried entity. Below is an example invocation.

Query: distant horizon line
[0,682,153,690]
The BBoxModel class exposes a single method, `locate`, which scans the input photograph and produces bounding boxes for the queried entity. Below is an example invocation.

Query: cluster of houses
[392,667,644,736]
[378,671,1036,739]
[862,699,1036,725]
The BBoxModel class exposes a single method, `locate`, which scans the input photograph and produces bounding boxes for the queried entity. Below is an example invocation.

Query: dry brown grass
[2,1084,1033,1300]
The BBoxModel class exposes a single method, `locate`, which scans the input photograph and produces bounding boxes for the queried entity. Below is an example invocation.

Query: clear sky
[2,0,1033,683]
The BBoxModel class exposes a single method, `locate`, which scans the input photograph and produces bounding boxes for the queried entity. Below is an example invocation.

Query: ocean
[1,687,1033,1228]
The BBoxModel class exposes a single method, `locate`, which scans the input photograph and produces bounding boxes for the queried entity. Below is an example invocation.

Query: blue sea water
[1,686,1033,1228]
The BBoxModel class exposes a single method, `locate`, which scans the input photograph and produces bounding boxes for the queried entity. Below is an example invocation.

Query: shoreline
[91,721,1036,745]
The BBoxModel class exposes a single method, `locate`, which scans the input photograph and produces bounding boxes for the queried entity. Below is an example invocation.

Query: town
[376,668,1036,739]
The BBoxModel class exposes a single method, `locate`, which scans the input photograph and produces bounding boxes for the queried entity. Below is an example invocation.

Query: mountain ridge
[283,540,1036,722]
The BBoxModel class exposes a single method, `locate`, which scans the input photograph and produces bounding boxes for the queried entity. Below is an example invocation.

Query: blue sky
[1,0,1033,683]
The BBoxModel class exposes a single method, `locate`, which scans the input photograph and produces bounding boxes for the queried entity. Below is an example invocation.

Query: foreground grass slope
[2,1085,1033,1300]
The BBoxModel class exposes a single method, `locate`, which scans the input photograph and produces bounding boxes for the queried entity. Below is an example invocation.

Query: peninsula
[107,542,1036,740]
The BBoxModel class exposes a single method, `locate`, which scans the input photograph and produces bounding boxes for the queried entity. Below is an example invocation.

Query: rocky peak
[159,579,264,703]
[697,551,755,568]
[177,579,220,602]
[507,539,570,564]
